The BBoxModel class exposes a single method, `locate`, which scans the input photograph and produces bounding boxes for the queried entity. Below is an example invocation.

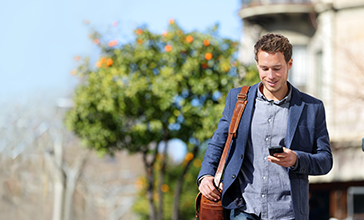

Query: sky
[0,0,242,104]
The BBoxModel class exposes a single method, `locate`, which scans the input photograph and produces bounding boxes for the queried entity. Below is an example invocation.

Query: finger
[207,185,221,199]
[218,182,223,191]
[268,155,279,162]
[274,151,288,157]
[199,178,221,201]
[202,188,220,201]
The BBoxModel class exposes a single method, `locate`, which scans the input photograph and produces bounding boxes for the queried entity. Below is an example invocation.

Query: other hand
[198,176,222,201]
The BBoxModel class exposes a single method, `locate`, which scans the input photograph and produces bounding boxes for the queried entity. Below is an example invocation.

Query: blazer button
[240,154,243,159]
[301,169,305,173]
[232,175,236,179]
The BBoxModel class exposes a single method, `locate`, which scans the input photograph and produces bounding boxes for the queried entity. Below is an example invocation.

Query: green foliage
[240,64,260,86]
[66,21,245,155]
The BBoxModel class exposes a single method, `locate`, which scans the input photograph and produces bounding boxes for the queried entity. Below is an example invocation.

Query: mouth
[267,80,278,87]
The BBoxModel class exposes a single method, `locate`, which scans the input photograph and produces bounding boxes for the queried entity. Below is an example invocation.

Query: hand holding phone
[268,146,284,156]
[268,146,297,167]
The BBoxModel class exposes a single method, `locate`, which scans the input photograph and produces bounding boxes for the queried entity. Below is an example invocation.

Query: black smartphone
[269,146,284,156]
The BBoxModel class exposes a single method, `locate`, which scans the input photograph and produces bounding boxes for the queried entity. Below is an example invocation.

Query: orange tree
[66,20,259,220]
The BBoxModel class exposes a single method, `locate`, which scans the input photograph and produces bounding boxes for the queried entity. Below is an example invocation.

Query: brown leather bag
[195,86,250,220]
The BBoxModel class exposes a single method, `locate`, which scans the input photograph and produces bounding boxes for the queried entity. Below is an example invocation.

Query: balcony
[242,0,312,8]
[239,0,316,36]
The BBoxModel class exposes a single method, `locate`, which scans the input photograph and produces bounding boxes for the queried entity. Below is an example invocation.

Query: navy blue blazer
[197,83,333,220]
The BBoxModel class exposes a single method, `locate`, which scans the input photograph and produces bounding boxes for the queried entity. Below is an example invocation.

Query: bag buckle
[237,93,247,101]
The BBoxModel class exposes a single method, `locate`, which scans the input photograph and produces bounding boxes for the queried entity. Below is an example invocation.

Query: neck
[259,83,289,101]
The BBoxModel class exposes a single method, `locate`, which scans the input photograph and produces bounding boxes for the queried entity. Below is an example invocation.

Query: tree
[66,20,259,220]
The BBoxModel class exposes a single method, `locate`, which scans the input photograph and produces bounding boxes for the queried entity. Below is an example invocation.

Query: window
[347,187,364,219]
[289,45,308,92]
[315,51,323,98]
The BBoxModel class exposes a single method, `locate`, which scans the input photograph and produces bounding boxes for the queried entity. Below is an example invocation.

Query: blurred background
[1,0,364,220]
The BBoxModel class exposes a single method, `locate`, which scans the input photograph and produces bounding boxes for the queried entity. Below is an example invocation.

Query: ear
[288,58,293,70]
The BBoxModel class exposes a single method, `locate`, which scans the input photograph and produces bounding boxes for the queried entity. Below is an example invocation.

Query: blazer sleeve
[197,88,236,184]
[292,102,333,175]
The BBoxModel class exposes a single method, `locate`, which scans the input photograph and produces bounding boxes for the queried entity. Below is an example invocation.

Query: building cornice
[315,1,364,13]
[239,4,314,20]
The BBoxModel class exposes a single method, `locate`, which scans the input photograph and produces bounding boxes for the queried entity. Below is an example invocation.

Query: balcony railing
[242,0,311,8]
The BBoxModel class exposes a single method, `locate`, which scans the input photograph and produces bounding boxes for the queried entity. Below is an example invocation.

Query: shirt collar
[257,82,292,105]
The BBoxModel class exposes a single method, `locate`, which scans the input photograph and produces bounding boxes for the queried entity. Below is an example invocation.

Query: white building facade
[239,0,364,219]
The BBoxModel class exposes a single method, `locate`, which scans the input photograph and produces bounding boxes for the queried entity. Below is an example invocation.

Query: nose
[267,69,275,79]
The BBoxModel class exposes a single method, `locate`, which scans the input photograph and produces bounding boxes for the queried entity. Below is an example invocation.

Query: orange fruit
[205,52,213,60]
[185,152,194,161]
[136,28,143,35]
[93,38,100,45]
[106,58,113,66]
[203,39,210,46]
[74,56,81,61]
[96,61,102,68]
[201,63,208,69]
[161,184,170,193]
[108,40,118,47]
[165,45,172,52]
[162,31,168,37]
[186,35,193,43]
[169,18,175,24]
[137,39,143,45]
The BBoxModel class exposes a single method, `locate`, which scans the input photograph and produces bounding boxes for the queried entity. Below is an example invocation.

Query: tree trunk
[63,151,89,220]
[157,140,168,220]
[172,145,199,220]
[45,137,65,220]
[52,181,65,220]
[143,150,157,220]
[45,137,89,220]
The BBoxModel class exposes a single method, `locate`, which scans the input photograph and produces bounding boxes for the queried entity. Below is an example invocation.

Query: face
[256,50,292,101]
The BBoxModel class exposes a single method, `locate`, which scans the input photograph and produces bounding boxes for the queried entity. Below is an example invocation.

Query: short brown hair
[254,33,292,63]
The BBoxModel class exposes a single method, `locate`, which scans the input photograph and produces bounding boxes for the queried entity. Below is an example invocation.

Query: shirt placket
[261,101,274,219]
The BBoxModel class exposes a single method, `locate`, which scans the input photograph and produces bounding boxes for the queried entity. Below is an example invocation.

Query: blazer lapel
[286,86,304,149]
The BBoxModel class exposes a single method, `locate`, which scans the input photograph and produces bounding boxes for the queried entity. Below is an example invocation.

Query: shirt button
[262,194,265,198]
[268,118,272,123]
[265,137,269,141]
[263,176,266,180]
[232,175,236,179]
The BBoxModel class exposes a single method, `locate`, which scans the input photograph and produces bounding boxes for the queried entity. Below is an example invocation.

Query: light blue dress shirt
[238,83,295,220]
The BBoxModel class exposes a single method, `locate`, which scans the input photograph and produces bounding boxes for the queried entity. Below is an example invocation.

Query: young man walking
[197,33,333,220]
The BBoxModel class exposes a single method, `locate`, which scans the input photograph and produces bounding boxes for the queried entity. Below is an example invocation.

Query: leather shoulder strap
[214,86,250,188]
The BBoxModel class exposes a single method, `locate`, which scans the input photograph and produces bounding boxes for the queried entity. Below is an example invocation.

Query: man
[197,33,333,220]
